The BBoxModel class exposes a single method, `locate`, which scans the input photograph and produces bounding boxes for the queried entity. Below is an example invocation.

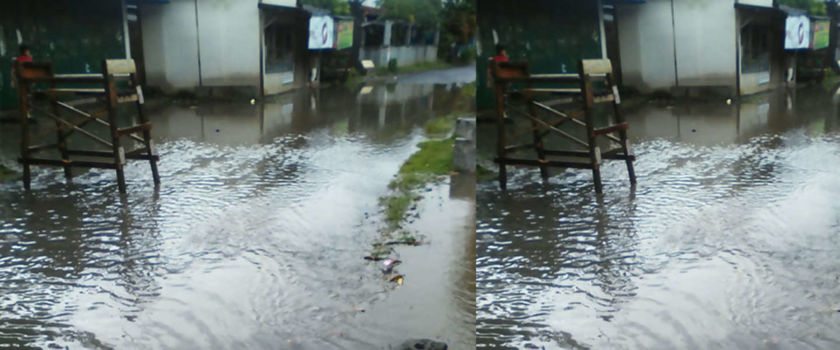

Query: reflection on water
[477,86,840,349]
[0,83,474,349]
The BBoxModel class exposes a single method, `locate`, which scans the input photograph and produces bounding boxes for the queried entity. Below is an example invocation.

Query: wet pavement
[0,81,474,349]
[476,86,840,349]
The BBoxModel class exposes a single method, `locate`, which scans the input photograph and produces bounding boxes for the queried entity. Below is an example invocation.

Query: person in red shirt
[492,44,508,63]
[10,45,32,88]
[487,44,509,88]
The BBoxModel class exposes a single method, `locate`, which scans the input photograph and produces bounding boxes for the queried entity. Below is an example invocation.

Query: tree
[300,0,351,16]
[777,0,826,15]
[377,0,442,27]
[438,0,476,62]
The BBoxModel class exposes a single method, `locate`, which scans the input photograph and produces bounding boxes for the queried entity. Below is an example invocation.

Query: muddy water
[477,87,840,349]
[0,82,473,349]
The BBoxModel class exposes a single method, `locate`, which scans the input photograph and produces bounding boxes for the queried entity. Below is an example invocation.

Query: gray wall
[617,0,737,92]
[359,45,438,68]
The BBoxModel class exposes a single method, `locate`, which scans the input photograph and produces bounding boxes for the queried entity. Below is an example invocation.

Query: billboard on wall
[334,20,354,50]
[811,20,830,50]
[785,15,811,50]
[309,16,335,50]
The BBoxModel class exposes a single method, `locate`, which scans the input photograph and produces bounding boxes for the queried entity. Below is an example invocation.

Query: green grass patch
[462,82,476,97]
[0,164,17,181]
[822,70,840,91]
[367,118,460,261]
[381,137,455,229]
[476,164,496,181]
[382,192,418,226]
[423,114,457,136]
[343,69,365,90]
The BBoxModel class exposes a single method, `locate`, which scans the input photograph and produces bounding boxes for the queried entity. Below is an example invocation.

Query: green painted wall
[0,0,126,111]
[476,0,604,110]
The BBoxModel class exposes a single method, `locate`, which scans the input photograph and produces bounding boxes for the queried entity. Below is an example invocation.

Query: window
[742,24,770,74]
[265,22,295,74]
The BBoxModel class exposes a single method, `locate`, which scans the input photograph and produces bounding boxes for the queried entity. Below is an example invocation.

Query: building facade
[0,0,130,111]
[616,0,789,97]
[475,0,607,109]
[139,0,310,98]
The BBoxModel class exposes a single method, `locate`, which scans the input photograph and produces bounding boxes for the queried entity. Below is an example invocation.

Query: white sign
[308,16,335,50]
[785,15,811,50]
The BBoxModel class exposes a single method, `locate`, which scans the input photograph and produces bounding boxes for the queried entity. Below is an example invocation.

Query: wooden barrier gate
[15,59,160,194]
[491,58,636,193]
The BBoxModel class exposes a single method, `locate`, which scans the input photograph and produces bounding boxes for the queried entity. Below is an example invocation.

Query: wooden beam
[115,122,152,137]
[104,59,137,75]
[28,104,113,148]
[65,149,159,161]
[494,157,593,169]
[592,122,629,137]
[581,59,613,75]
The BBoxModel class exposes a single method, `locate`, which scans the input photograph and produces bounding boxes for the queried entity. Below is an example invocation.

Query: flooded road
[0,81,474,349]
[476,86,840,349]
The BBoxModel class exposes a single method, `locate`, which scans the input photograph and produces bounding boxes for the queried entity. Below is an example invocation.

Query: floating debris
[389,274,404,285]
[365,244,394,261]
[382,259,402,274]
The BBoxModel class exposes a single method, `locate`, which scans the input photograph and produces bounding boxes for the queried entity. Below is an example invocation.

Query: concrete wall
[197,0,262,88]
[673,0,737,88]
[359,45,438,67]
[140,0,201,91]
[141,0,301,95]
[617,0,737,93]
[616,0,677,92]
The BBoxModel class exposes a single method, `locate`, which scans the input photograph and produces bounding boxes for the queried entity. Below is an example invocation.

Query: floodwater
[0,79,475,349]
[476,86,840,349]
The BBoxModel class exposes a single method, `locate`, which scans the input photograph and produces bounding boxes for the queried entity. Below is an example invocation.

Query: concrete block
[452,137,476,174]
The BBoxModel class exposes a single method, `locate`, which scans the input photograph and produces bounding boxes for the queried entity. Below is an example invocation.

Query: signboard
[334,20,354,50]
[308,16,335,50]
[785,15,811,50]
[811,20,830,50]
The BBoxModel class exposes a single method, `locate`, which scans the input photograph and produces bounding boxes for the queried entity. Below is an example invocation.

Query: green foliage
[778,0,826,15]
[388,58,399,73]
[381,137,454,228]
[301,0,351,15]
[423,114,456,136]
[438,0,476,62]
[378,0,442,27]
[462,82,476,97]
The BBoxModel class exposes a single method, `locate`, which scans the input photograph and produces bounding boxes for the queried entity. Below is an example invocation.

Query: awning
[260,0,297,8]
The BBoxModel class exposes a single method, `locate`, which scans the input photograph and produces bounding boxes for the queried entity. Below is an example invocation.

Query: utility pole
[827,0,840,72]
[349,0,364,70]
